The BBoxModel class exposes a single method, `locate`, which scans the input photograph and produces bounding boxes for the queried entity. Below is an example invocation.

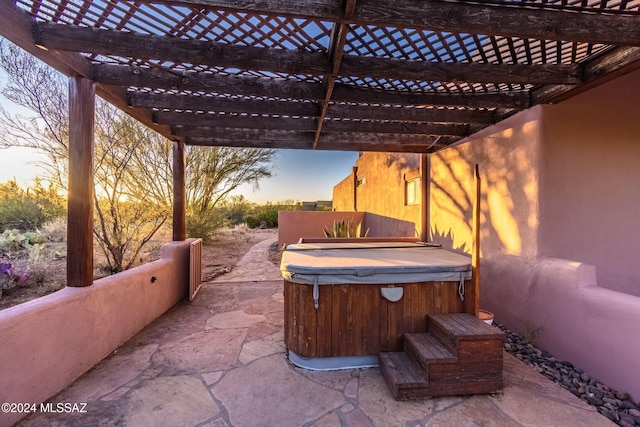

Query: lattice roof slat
[1,0,639,153]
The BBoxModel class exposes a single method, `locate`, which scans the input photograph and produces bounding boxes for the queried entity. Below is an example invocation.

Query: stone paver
[124,376,219,427]
[15,236,615,427]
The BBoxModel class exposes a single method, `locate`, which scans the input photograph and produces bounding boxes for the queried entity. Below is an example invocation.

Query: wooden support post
[420,153,429,242]
[172,140,186,241]
[470,164,481,316]
[67,77,95,287]
[352,166,358,211]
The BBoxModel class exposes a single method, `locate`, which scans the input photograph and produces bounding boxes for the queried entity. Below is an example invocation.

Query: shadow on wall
[428,118,540,335]
[429,126,539,259]
[363,213,416,238]
[430,227,469,254]
[385,152,417,171]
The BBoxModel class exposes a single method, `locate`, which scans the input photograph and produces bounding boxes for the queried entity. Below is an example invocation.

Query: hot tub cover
[281,242,472,285]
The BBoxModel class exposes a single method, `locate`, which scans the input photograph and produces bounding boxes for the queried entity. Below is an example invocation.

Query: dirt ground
[199,227,279,281]
[0,227,280,311]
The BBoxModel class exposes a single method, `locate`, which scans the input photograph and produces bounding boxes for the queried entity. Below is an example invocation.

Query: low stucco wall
[482,256,640,400]
[278,211,365,246]
[0,240,191,427]
[278,211,419,247]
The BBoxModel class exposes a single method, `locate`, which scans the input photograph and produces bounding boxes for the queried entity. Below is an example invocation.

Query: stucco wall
[539,69,640,296]
[332,172,355,211]
[0,240,191,427]
[278,211,365,246]
[430,107,542,332]
[332,152,423,238]
[528,258,640,401]
[429,71,640,399]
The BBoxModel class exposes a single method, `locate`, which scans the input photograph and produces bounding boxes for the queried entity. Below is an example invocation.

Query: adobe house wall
[332,171,356,211]
[0,240,191,426]
[332,152,423,238]
[430,68,640,399]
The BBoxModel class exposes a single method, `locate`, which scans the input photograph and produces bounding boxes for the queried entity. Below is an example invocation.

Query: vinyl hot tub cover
[281,242,472,287]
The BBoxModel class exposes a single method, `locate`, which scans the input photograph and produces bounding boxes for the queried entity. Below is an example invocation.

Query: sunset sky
[0,136,359,204]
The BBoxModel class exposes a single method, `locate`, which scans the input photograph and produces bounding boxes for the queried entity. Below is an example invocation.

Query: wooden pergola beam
[147,0,640,46]
[95,64,530,109]
[129,92,321,117]
[133,92,495,124]
[186,131,459,152]
[313,0,357,149]
[170,120,471,137]
[187,137,450,153]
[532,46,640,104]
[36,23,580,85]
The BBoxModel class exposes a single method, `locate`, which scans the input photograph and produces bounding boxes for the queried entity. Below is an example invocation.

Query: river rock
[496,322,638,426]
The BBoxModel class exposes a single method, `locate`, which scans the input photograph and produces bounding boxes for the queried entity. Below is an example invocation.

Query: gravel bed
[496,323,640,427]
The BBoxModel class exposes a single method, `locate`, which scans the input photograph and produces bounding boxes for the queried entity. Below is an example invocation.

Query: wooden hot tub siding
[284,279,476,358]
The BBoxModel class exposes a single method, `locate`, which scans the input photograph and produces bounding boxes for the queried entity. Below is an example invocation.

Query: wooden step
[380,313,505,400]
[429,313,505,341]
[404,333,456,372]
[379,352,428,400]
[380,351,503,399]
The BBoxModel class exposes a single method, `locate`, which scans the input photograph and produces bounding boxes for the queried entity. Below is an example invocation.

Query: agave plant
[323,218,370,238]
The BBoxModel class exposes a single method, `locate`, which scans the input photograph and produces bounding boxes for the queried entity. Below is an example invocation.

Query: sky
[0,137,359,205]
[230,149,359,203]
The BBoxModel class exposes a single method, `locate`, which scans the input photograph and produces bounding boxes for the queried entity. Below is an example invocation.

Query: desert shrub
[245,202,298,228]
[244,215,260,228]
[26,257,51,286]
[220,195,254,227]
[0,179,66,231]
[186,208,225,244]
[41,217,67,242]
[0,198,45,231]
[245,211,276,229]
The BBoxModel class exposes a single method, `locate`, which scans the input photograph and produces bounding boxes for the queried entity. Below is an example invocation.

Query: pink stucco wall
[528,258,640,402]
[429,69,640,399]
[278,211,365,246]
[539,69,640,297]
[0,240,191,427]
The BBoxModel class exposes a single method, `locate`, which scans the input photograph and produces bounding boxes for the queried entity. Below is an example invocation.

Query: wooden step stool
[380,313,505,400]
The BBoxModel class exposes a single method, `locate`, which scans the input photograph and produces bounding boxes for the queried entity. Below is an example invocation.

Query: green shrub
[244,215,261,229]
[220,195,254,227]
[0,179,66,231]
[244,206,278,228]
[186,208,225,244]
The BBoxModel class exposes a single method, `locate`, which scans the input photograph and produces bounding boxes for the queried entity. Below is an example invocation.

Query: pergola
[1,0,639,288]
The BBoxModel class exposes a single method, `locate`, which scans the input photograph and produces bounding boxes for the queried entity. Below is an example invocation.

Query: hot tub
[280,241,475,369]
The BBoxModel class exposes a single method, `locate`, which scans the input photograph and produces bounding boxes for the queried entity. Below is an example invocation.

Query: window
[405,178,420,205]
